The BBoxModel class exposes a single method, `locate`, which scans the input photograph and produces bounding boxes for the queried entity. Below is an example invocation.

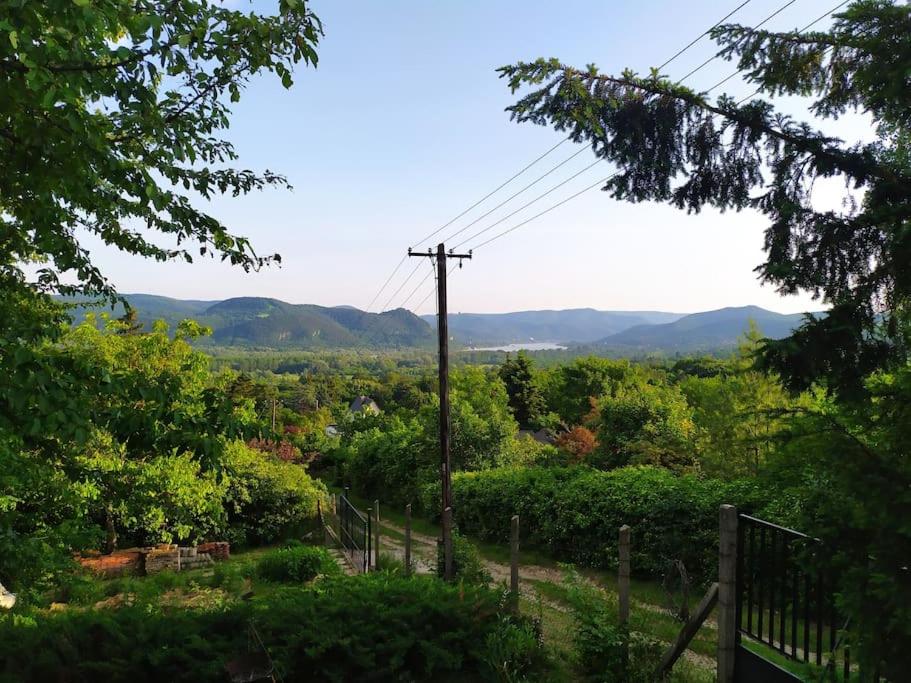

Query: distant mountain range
[422,309,684,345]
[60,294,816,354]
[596,305,810,353]
[61,294,434,348]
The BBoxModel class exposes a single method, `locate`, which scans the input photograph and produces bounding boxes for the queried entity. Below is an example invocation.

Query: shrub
[255,544,337,583]
[435,530,492,585]
[222,441,326,546]
[442,465,770,581]
[479,611,547,683]
[564,568,670,683]
[0,574,548,682]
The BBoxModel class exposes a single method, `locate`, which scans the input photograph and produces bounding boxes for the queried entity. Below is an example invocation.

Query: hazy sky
[82,0,867,315]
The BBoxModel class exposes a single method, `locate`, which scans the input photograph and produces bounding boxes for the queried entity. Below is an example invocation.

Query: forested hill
[61,296,815,352]
[597,306,810,353]
[60,294,434,348]
[422,308,684,345]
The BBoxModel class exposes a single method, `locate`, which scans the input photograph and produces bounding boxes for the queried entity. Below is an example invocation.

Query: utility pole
[409,243,471,580]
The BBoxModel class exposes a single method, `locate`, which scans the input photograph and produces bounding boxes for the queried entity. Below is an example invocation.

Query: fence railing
[735,514,881,682]
[337,488,371,573]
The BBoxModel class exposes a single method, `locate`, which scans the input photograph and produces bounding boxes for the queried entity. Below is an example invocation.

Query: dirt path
[373,518,716,673]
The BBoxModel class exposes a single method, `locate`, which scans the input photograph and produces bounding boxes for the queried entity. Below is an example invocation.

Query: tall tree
[0,0,321,304]
[499,0,910,397]
[498,351,544,428]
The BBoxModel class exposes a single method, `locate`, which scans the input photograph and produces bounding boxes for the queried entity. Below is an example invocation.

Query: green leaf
[8,30,17,49]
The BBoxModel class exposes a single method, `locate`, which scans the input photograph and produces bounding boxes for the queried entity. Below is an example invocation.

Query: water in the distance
[469,342,567,352]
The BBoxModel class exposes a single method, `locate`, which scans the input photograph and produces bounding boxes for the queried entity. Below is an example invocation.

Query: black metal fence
[338,488,371,573]
[735,514,882,682]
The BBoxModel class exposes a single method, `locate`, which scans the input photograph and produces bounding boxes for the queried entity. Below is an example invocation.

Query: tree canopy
[499,0,911,396]
[0,0,321,303]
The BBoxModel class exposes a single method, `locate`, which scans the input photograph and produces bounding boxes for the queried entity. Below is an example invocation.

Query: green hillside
[598,306,810,353]
[61,295,434,349]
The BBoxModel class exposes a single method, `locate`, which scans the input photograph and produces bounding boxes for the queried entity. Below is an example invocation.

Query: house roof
[517,428,556,445]
[349,395,380,413]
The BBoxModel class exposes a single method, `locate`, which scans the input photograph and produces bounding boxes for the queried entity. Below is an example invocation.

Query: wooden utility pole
[408,243,471,580]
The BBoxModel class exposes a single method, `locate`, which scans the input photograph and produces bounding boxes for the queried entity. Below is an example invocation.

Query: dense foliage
[0,317,326,599]
[0,574,546,682]
[438,465,768,582]
[222,441,325,546]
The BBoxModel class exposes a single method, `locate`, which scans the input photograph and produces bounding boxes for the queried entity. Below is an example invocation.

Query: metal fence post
[510,515,520,611]
[405,503,412,576]
[619,524,631,626]
[718,505,738,683]
[343,487,350,554]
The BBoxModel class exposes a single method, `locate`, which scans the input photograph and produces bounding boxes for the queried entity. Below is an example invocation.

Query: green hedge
[0,574,545,682]
[427,465,769,581]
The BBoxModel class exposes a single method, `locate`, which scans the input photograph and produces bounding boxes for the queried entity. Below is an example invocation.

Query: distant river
[468,342,568,352]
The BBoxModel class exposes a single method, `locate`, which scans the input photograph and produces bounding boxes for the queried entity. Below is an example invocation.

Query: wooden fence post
[404,503,412,576]
[374,499,381,564]
[510,515,520,610]
[718,504,738,683]
[442,507,454,581]
[619,524,631,627]
[366,506,373,574]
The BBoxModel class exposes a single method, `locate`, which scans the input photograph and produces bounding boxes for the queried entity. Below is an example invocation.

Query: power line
[440,145,590,247]
[444,0,801,253]
[704,0,848,94]
[656,0,754,72]
[471,173,614,251]
[364,253,407,313]
[380,258,423,312]
[678,0,798,86]
[451,158,602,251]
[415,262,458,313]
[732,0,851,104]
[410,137,570,249]
[400,259,436,310]
[462,0,849,255]
[366,0,764,312]
[365,140,567,313]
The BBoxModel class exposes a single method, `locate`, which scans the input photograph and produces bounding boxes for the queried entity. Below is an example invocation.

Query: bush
[479,611,547,683]
[255,544,337,583]
[564,568,673,683]
[222,441,326,546]
[440,465,771,581]
[435,530,492,585]
[0,574,548,682]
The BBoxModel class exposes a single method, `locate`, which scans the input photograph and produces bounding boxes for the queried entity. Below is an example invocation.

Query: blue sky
[85,0,866,315]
